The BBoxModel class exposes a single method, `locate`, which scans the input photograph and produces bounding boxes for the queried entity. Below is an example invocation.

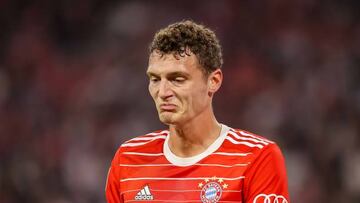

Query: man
[106,20,289,203]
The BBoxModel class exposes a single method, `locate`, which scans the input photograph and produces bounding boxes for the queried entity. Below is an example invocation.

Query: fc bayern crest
[198,176,228,203]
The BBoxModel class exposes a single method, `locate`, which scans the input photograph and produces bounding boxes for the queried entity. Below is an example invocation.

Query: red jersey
[106,125,289,203]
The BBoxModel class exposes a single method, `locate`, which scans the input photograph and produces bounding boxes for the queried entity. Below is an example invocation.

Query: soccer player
[106,20,289,203]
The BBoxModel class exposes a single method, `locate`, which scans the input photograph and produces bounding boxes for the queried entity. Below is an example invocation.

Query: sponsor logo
[253,194,288,203]
[198,176,228,203]
[134,185,154,200]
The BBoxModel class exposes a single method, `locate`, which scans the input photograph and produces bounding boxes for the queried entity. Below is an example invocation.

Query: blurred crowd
[0,0,359,203]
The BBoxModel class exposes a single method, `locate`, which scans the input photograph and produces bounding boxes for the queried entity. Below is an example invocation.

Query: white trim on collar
[163,124,230,166]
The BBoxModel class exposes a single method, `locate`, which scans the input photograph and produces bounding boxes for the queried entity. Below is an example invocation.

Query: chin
[159,114,180,125]
[159,117,175,125]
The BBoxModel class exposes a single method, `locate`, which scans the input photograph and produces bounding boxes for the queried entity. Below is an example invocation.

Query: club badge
[198,176,228,203]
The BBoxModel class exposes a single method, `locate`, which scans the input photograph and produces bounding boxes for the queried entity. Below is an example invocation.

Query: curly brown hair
[149,20,223,75]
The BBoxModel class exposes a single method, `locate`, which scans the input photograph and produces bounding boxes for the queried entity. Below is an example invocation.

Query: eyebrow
[146,71,190,78]
[146,71,154,77]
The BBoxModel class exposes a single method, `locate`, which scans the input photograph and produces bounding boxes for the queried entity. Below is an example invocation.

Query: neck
[167,109,221,158]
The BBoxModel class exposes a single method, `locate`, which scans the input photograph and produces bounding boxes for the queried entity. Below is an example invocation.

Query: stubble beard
[158,111,178,125]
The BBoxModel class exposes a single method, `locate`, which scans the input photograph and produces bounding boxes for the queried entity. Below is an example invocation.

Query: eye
[175,77,185,82]
[172,77,186,84]
[149,76,160,83]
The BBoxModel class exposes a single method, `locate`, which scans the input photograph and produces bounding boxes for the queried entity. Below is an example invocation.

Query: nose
[158,80,173,100]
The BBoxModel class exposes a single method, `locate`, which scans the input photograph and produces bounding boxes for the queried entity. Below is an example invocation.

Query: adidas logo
[134,185,154,200]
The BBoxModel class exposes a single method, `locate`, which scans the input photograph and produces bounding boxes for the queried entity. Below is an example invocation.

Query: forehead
[147,52,201,75]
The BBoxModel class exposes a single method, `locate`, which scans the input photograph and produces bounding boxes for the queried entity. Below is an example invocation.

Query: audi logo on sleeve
[253,194,288,203]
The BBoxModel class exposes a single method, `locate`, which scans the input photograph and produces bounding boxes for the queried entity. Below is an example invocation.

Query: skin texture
[147,51,223,157]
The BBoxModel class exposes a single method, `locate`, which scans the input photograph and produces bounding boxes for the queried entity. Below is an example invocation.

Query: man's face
[147,52,211,125]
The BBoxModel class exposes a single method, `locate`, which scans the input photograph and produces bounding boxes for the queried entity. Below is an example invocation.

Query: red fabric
[106,128,289,203]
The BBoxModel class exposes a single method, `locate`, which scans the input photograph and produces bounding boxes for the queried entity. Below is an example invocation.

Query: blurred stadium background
[0,0,359,202]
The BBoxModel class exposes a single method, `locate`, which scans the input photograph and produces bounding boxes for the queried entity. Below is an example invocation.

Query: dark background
[0,0,359,202]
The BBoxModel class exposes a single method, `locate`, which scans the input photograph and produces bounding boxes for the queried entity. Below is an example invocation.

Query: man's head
[149,20,223,76]
[147,20,223,125]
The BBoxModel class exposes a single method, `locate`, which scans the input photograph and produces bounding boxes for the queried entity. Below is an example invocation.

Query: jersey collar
[163,124,229,166]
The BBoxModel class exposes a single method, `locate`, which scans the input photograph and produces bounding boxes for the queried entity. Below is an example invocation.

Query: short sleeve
[243,143,289,203]
[105,149,123,203]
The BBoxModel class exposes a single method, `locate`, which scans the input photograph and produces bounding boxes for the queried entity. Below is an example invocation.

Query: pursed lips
[159,103,177,111]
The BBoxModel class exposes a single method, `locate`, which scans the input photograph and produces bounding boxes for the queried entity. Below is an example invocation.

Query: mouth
[159,103,177,112]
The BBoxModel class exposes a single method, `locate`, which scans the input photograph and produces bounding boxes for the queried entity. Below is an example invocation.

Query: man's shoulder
[228,128,275,143]
[117,129,169,153]
[224,127,277,154]
[110,130,168,165]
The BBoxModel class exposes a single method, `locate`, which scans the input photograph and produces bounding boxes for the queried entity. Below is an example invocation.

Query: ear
[208,69,223,94]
